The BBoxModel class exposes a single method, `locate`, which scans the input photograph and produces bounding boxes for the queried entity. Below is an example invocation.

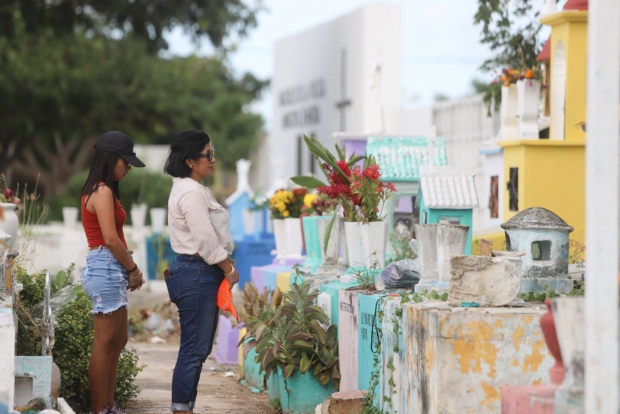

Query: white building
[266,3,403,185]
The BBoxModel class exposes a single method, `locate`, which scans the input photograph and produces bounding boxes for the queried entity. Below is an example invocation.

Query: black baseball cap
[94,131,146,167]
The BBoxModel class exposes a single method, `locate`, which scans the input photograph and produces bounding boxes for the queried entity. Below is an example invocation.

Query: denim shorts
[81,247,129,314]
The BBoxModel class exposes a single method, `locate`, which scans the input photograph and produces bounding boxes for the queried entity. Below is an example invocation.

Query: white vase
[435,224,469,289]
[344,222,365,269]
[0,203,19,247]
[272,219,288,256]
[150,208,167,234]
[414,224,438,292]
[284,217,303,257]
[517,79,541,139]
[62,207,79,230]
[500,84,519,140]
[131,203,148,230]
[361,221,389,268]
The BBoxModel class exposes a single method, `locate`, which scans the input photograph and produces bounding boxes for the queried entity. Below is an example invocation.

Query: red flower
[336,160,351,177]
[362,164,381,182]
[4,189,13,199]
[293,188,307,197]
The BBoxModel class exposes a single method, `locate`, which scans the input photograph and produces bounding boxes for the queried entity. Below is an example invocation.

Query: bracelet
[127,263,138,273]
[225,266,235,277]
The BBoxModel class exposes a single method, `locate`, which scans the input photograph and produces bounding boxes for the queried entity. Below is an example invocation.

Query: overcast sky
[165,0,555,130]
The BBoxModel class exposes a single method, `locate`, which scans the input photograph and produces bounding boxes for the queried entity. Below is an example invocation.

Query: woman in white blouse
[163,130,239,414]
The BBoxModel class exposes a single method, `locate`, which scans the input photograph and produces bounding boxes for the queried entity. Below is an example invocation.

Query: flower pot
[361,221,389,269]
[413,224,438,292]
[435,224,469,290]
[150,208,167,234]
[284,217,303,257]
[62,207,79,230]
[540,299,565,385]
[277,367,335,413]
[0,203,19,247]
[500,84,519,140]
[344,222,365,270]
[272,218,288,256]
[267,368,281,402]
[301,216,322,272]
[517,79,541,139]
[345,221,389,271]
[131,203,147,230]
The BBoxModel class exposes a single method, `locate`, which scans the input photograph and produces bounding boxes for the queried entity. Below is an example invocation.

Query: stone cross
[235,159,252,194]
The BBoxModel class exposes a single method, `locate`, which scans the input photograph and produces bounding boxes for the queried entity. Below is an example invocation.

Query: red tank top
[81,190,127,249]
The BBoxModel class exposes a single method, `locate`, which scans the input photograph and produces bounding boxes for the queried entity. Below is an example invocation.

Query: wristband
[127,263,138,273]
[225,266,236,277]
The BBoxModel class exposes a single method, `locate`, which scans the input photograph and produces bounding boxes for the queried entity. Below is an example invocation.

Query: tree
[474,0,544,72]
[474,0,545,113]
[0,0,261,53]
[0,6,266,196]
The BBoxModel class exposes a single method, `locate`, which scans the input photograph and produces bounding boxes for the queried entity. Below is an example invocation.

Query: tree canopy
[0,3,266,196]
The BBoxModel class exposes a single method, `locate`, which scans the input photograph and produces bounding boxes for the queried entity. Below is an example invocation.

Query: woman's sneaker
[110,403,128,414]
[89,409,112,414]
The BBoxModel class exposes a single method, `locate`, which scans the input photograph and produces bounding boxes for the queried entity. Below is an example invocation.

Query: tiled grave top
[366,136,448,182]
[420,166,479,209]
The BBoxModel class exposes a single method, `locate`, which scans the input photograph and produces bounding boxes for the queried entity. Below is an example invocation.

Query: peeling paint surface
[404,302,552,413]
[338,289,360,392]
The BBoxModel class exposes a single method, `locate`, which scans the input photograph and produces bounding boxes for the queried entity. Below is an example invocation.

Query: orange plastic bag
[217,279,240,322]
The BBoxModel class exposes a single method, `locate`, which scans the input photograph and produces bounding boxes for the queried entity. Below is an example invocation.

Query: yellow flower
[283,210,290,217]
[304,194,318,208]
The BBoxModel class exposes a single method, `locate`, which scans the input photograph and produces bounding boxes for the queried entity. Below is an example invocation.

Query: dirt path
[124,286,276,414]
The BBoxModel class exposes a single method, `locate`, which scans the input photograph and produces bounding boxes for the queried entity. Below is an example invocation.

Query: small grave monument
[500,207,573,293]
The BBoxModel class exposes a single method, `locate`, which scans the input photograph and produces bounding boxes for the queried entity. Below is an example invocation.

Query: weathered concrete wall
[379,297,408,413]
[405,302,552,413]
[357,292,385,393]
[0,308,15,408]
[338,289,360,392]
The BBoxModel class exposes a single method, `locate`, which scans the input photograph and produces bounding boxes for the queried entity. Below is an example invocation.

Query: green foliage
[13,265,143,411]
[474,0,545,113]
[352,255,382,289]
[520,285,561,302]
[54,289,143,411]
[388,232,417,263]
[1,8,266,197]
[0,0,261,53]
[255,281,341,390]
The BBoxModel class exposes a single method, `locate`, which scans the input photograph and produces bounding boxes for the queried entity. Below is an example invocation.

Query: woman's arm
[178,190,239,287]
[89,186,143,289]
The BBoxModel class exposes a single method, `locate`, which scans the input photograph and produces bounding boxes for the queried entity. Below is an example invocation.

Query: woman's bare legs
[90,308,126,413]
[106,307,128,408]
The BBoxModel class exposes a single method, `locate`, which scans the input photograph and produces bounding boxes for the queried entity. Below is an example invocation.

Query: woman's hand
[128,266,145,291]
[225,269,239,290]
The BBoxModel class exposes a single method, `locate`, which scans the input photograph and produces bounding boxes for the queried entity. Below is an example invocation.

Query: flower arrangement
[301,193,335,217]
[498,67,540,86]
[0,174,20,207]
[268,188,307,219]
[349,162,396,223]
[291,136,395,223]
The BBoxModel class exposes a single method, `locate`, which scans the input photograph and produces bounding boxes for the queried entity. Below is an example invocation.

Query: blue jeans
[165,254,223,411]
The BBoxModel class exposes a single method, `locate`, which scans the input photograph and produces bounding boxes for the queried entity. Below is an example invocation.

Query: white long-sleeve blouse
[167,177,234,265]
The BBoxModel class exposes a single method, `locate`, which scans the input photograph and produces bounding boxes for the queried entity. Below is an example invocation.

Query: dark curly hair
[163,130,211,178]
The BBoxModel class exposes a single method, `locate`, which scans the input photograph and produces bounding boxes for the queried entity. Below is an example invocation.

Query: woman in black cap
[80,131,146,414]
[163,130,239,414]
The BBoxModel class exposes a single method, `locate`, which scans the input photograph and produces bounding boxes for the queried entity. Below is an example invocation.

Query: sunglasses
[197,149,215,162]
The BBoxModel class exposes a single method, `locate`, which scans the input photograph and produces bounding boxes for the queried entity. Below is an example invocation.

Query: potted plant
[292,136,396,270]
[269,188,307,258]
[0,174,21,247]
[254,281,339,413]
